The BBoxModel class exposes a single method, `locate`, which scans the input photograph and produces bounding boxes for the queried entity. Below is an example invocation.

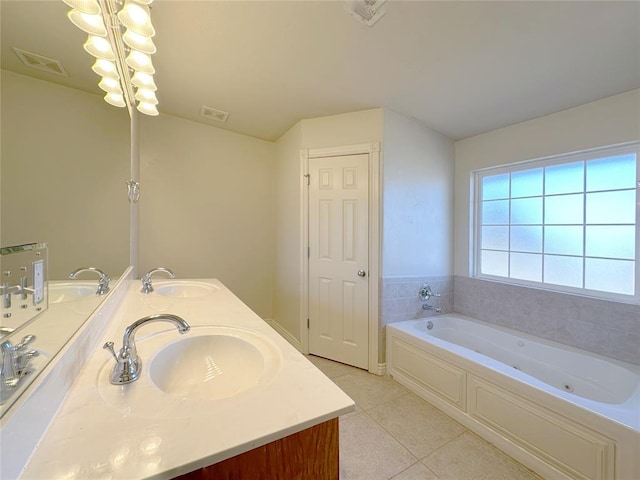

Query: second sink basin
[148,325,282,400]
[153,281,219,298]
[49,282,96,303]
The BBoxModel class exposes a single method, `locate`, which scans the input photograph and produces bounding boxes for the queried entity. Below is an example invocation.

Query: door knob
[357,270,366,277]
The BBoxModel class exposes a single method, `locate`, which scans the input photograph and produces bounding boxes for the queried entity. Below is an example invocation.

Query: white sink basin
[49,282,96,303]
[154,281,218,298]
[98,325,282,412]
[150,327,280,400]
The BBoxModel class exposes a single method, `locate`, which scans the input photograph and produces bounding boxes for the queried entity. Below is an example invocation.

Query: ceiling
[2,1,639,142]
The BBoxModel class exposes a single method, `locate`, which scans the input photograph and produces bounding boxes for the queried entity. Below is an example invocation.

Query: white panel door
[308,154,369,369]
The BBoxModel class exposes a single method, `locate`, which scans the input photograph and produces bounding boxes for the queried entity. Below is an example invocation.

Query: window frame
[472,142,640,304]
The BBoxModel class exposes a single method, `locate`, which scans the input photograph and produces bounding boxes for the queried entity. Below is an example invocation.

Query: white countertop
[20,279,354,479]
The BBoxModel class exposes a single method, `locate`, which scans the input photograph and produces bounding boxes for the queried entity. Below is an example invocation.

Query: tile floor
[306,355,544,480]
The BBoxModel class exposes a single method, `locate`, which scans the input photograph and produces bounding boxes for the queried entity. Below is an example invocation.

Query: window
[474,143,639,302]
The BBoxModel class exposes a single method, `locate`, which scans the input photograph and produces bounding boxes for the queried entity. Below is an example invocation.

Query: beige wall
[382,108,454,278]
[273,122,303,340]
[453,89,640,277]
[301,108,384,149]
[272,109,384,343]
[139,113,275,318]
[1,70,130,280]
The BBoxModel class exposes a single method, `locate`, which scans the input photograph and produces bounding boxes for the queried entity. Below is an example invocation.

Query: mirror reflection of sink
[149,326,281,400]
[49,282,96,303]
[153,281,218,298]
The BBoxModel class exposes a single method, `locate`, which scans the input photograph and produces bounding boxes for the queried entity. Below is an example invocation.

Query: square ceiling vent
[200,106,229,123]
[12,47,68,77]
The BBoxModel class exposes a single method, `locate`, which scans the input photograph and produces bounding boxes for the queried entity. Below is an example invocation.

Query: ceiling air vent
[12,47,68,77]
[200,106,229,123]
[344,0,387,27]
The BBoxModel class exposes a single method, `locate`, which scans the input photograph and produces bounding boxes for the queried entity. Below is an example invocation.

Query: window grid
[475,143,639,303]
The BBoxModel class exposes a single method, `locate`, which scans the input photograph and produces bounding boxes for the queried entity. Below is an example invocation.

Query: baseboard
[264,318,303,352]
[373,362,386,376]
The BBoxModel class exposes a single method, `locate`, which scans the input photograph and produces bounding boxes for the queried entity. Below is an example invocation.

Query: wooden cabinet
[175,418,339,480]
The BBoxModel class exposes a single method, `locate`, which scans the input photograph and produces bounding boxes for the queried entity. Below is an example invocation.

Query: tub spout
[422,304,441,313]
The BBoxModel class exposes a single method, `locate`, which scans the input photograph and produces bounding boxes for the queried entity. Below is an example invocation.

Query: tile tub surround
[381,276,454,323]
[454,276,640,365]
[381,276,454,360]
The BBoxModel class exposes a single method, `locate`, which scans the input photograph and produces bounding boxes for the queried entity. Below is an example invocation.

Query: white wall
[1,70,130,280]
[139,113,275,318]
[454,89,640,277]
[382,108,454,278]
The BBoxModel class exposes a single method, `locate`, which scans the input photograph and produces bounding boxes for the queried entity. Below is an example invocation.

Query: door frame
[300,142,381,374]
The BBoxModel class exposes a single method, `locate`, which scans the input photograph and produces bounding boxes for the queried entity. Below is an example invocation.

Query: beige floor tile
[340,412,417,480]
[332,369,409,410]
[390,462,440,480]
[422,432,540,480]
[368,393,466,459]
[306,354,361,378]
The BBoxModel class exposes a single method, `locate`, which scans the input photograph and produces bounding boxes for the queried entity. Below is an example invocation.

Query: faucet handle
[419,284,440,301]
[16,334,36,350]
[103,341,120,363]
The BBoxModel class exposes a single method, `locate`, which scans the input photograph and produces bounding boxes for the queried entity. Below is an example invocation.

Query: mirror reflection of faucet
[0,334,39,403]
[69,267,110,295]
[140,267,175,294]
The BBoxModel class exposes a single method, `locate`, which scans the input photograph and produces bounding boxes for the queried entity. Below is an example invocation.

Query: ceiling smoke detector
[344,0,388,27]
[12,47,68,77]
[200,106,230,123]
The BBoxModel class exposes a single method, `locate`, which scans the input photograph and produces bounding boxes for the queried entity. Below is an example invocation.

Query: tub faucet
[103,314,190,385]
[69,267,110,295]
[141,267,175,294]
[1,334,39,400]
[422,304,442,313]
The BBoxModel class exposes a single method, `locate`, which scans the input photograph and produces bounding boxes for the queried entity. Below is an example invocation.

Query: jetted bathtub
[386,313,640,480]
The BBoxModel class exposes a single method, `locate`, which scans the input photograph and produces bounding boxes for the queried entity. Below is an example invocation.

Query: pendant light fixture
[63,0,159,116]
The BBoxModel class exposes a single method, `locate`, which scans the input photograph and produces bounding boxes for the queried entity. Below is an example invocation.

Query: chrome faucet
[103,314,190,385]
[422,304,442,313]
[419,284,441,313]
[1,334,39,401]
[140,267,175,294]
[69,267,110,295]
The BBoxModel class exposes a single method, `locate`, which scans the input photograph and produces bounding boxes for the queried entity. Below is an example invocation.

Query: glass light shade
[137,102,159,116]
[131,72,157,91]
[98,77,123,94]
[125,50,155,74]
[63,0,100,15]
[135,88,158,104]
[67,10,107,36]
[117,2,155,37]
[104,92,126,108]
[84,35,115,61]
[92,59,119,79]
[123,29,156,54]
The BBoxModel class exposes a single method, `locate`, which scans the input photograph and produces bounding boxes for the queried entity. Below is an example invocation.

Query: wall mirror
[0,1,131,415]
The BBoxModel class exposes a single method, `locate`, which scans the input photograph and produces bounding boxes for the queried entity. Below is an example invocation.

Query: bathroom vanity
[2,273,354,479]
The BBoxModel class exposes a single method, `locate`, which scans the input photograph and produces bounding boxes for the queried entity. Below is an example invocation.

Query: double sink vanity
[1,269,354,479]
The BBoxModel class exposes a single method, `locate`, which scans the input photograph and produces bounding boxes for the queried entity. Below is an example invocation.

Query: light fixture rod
[98,0,135,115]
